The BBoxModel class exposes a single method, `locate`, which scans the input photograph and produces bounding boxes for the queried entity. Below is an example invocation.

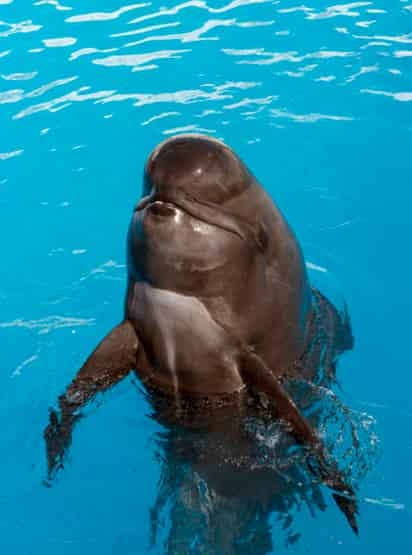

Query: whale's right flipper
[239,348,359,534]
[44,320,139,483]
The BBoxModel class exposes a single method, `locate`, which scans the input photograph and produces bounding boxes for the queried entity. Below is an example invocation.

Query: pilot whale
[44,134,357,532]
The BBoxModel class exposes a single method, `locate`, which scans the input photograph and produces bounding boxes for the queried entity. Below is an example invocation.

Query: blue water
[1,0,412,553]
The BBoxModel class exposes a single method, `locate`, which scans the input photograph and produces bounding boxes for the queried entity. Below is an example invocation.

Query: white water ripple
[0,316,95,334]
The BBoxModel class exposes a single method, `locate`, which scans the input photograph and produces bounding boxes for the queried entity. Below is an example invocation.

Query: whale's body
[44,134,357,532]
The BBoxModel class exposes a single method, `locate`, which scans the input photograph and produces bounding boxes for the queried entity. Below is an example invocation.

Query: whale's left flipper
[44,320,139,483]
[239,348,358,534]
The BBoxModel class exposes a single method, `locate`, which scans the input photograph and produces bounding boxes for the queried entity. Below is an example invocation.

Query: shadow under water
[141,372,378,555]
[140,293,378,554]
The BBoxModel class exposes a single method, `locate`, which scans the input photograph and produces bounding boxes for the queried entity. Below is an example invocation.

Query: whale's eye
[255,224,269,253]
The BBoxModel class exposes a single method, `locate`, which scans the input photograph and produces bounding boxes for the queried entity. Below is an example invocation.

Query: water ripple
[0,315,95,334]
[0,19,42,37]
[364,497,406,511]
[162,123,216,135]
[42,37,77,47]
[0,76,77,109]
[223,95,277,110]
[0,149,23,160]
[13,86,115,119]
[123,19,238,47]
[361,89,412,102]
[353,32,412,44]
[223,47,356,65]
[110,22,181,39]
[34,0,72,11]
[69,47,118,61]
[1,71,38,81]
[65,3,150,24]
[394,50,412,58]
[12,354,39,377]
[141,111,181,125]
[97,81,259,107]
[92,49,191,71]
[271,108,353,123]
[306,2,373,20]
[0,0,407,136]
[127,0,273,25]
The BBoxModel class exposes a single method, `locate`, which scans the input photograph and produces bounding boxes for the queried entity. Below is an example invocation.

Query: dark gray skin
[44,134,357,532]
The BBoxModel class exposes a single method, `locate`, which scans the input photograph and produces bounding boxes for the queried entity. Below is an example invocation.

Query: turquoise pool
[1,1,411,553]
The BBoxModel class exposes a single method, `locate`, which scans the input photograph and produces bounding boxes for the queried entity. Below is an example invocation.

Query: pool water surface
[1,1,411,553]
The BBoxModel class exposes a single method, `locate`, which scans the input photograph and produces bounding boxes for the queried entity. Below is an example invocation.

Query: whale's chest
[127,282,244,394]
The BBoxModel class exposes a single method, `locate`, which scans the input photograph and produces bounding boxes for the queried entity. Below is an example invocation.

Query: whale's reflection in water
[143,376,378,555]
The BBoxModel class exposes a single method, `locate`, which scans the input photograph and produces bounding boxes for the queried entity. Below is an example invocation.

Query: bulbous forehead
[144,134,251,203]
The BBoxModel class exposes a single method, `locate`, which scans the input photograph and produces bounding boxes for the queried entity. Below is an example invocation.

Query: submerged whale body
[44,134,357,537]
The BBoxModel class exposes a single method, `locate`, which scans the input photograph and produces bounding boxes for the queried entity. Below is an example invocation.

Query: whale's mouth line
[134,192,186,213]
[135,191,249,242]
[150,193,185,211]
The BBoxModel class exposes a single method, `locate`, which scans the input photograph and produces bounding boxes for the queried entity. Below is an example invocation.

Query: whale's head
[127,134,311,356]
[128,135,268,295]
